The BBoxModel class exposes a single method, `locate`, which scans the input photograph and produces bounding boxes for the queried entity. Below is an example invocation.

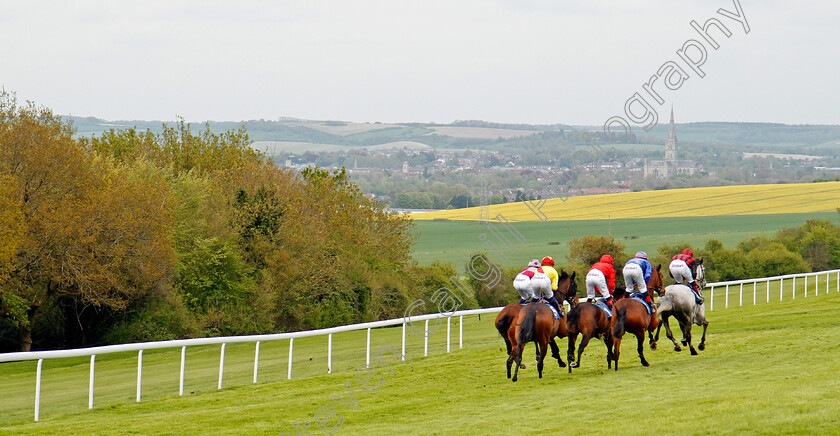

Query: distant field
[287,121,404,136]
[426,126,542,139]
[251,140,431,154]
[411,181,840,222]
[2,284,839,434]
[411,211,839,267]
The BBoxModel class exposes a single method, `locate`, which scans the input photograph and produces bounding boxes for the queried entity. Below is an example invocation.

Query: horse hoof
[698,343,705,351]
[674,346,682,352]
[681,339,688,346]
[558,361,566,368]
[650,343,657,351]
[690,349,698,356]
[570,362,579,368]
[512,377,518,382]
[641,361,649,367]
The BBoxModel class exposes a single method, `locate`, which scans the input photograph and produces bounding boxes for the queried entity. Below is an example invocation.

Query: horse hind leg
[636,331,649,367]
[549,338,565,368]
[568,333,578,373]
[605,334,614,369]
[663,315,681,352]
[697,317,709,351]
[574,333,593,371]
[537,340,548,379]
[612,337,621,371]
[681,321,698,355]
[512,341,525,382]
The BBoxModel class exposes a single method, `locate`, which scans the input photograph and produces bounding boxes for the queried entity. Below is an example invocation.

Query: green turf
[411,211,840,268]
[1,275,839,434]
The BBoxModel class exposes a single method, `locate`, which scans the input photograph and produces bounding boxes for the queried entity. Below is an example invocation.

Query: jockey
[540,256,563,316]
[513,259,541,304]
[623,251,654,306]
[586,254,615,307]
[670,248,704,304]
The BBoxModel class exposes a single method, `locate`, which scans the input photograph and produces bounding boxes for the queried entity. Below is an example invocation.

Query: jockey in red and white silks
[513,259,552,303]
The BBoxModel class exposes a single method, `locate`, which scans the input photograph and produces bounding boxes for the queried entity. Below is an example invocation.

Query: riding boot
[519,298,527,304]
[547,296,563,317]
[604,296,614,308]
[689,281,704,305]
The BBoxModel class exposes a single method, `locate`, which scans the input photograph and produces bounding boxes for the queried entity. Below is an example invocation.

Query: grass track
[412,211,839,267]
[2,275,839,435]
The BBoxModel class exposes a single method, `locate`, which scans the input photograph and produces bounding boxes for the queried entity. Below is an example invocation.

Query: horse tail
[495,310,512,338]
[612,307,627,338]
[518,306,538,346]
[566,305,581,331]
[656,296,673,318]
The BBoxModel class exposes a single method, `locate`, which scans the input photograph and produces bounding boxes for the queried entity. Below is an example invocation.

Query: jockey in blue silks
[623,251,654,305]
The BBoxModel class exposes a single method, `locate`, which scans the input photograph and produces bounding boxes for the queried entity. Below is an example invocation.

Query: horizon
[3,1,838,127]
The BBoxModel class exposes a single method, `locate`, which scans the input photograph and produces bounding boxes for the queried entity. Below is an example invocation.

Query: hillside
[411,181,840,222]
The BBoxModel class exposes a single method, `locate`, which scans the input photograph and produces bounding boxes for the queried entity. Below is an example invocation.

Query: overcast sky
[1,1,837,126]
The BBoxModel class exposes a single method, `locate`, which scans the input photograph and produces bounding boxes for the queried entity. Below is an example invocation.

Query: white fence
[1,268,838,422]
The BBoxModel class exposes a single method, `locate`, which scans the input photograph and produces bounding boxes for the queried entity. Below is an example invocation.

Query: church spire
[665,106,677,165]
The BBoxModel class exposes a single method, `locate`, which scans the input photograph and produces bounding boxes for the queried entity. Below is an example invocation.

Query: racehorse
[511,300,571,382]
[610,284,660,371]
[567,265,663,372]
[565,302,612,373]
[654,262,708,354]
[496,271,578,379]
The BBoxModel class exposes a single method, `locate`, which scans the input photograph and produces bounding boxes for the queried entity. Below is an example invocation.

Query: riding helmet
[541,256,555,266]
[635,251,648,259]
[528,259,541,267]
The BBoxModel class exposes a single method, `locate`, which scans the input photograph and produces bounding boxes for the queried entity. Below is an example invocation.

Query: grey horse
[654,284,709,355]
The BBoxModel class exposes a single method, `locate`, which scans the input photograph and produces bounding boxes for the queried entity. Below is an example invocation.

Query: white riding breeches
[513,273,536,300]
[670,260,693,284]
[531,272,553,299]
[586,269,609,299]
[623,263,647,293]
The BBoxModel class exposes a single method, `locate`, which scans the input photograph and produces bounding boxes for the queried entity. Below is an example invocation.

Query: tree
[567,235,627,266]
[0,94,174,350]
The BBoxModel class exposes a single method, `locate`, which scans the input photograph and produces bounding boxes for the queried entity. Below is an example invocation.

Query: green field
[1,277,838,434]
[411,211,840,267]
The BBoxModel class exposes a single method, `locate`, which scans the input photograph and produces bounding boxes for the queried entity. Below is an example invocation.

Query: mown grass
[411,211,839,267]
[1,276,838,435]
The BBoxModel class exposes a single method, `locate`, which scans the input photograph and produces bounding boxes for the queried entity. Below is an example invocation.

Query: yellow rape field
[411,181,840,222]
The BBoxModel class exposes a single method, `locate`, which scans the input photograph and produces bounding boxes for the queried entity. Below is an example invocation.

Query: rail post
[179,346,186,396]
[34,359,43,422]
[459,315,464,349]
[253,341,261,383]
[136,350,143,402]
[327,334,332,374]
[287,338,294,380]
[89,355,95,409]
[218,343,226,389]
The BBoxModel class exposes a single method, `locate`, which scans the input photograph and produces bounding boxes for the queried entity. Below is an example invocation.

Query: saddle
[542,300,561,319]
[592,299,612,318]
[630,292,653,314]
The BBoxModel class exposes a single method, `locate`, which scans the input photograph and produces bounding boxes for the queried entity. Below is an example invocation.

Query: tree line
[0,93,447,352]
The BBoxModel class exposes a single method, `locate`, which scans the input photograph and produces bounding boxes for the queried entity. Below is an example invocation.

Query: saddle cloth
[592,300,612,318]
[630,293,653,314]
[543,301,561,319]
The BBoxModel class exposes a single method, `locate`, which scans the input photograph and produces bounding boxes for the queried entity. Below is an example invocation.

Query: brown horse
[610,278,661,370]
[496,271,578,379]
[565,302,613,373]
[509,272,578,382]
